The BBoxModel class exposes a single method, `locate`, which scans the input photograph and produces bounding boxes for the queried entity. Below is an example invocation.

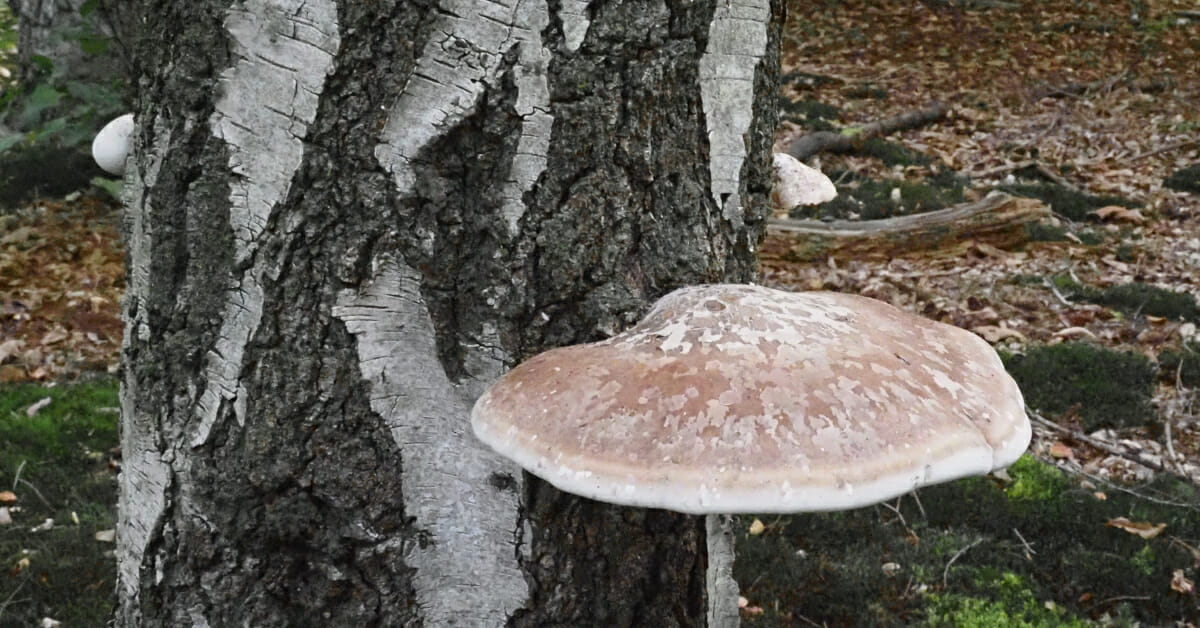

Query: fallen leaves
[1106,517,1167,540]
[0,195,123,382]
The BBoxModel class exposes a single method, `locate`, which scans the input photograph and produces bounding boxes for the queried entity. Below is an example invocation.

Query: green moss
[0,380,119,626]
[1049,278,1198,323]
[1163,164,1200,194]
[862,138,932,167]
[1024,222,1068,242]
[1156,341,1200,387]
[780,97,841,127]
[1130,544,1156,576]
[1079,282,1199,322]
[997,182,1139,221]
[1004,342,1156,431]
[1004,455,1067,502]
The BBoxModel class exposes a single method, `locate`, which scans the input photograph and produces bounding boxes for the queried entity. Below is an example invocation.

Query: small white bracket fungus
[472,284,1031,515]
[92,113,135,176]
[771,153,837,216]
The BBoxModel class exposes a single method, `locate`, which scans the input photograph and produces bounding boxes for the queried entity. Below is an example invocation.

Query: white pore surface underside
[333,262,528,625]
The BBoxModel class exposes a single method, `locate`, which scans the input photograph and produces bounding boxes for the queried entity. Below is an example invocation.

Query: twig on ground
[943,538,984,588]
[783,102,949,160]
[1129,138,1199,162]
[11,459,25,491]
[1012,528,1036,559]
[17,478,53,510]
[1028,409,1193,484]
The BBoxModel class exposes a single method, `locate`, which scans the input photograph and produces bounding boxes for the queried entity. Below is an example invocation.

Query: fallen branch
[1028,410,1198,487]
[761,192,1052,263]
[783,102,949,160]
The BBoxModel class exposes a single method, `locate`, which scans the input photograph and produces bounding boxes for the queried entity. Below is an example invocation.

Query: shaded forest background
[0,0,1198,625]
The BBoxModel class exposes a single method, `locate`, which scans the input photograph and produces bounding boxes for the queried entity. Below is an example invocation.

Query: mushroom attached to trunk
[91,113,135,176]
[770,153,837,218]
[471,284,1030,515]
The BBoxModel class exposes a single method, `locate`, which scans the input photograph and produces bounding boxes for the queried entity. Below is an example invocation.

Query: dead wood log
[783,102,949,161]
[761,192,1052,263]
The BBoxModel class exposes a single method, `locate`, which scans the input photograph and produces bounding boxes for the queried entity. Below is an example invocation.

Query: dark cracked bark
[118,0,781,625]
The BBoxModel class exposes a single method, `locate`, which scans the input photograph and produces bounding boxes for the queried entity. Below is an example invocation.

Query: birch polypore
[472,284,1032,513]
[91,113,134,175]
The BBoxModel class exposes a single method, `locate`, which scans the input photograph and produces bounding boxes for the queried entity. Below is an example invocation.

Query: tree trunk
[117,0,781,625]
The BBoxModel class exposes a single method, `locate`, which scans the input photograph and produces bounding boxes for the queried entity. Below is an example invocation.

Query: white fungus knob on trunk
[472,284,1031,515]
[770,153,837,216]
[91,113,135,176]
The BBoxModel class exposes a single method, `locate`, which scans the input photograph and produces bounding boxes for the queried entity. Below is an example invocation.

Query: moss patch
[0,379,118,626]
[1003,342,1156,431]
[737,457,1200,627]
[1055,277,1200,322]
[1163,163,1200,194]
[793,172,964,220]
[997,182,1139,221]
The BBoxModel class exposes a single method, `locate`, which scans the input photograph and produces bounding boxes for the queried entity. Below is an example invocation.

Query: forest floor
[1,0,1199,625]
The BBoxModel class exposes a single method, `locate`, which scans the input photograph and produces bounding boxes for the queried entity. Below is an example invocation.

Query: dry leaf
[971,325,1026,343]
[1092,206,1145,223]
[94,529,116,543]
[1106,517,1167,539]
[1053,326,1097,340]
[1170,569,1194,595]
[1049,441,1075,460]
[748,518,765,536]
[1093,491,1107,501]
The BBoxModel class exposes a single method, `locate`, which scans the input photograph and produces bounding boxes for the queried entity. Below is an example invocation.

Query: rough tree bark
[118,0,780,626]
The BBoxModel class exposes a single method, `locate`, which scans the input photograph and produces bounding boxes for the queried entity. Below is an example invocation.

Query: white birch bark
[194,0,339,446]
[116,115,170,607]
[119,0,338,618]
[699,0,770,227]
[374,0,552,235]
[333,261,529,626]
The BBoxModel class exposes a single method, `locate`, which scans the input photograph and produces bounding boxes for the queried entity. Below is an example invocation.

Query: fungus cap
[92,113,134,176]
[472,285,1030,515]
[771,153,837,210]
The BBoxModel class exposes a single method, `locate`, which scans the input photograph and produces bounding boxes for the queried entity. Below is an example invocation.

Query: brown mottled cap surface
[472,284,1031,514]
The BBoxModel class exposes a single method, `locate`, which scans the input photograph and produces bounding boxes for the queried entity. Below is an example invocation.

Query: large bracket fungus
[472,284,1030,515]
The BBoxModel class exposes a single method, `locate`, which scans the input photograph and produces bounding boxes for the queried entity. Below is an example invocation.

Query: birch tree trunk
[117,0,780,625]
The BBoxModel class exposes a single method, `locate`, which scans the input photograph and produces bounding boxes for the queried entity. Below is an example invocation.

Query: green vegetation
[925,571,1089,628]
[780,97,841,130]
[997,182,1140,222]
[1004,342,1156,431]
[1053,276,1200,322]
[738,456,1200,626]
[792,171,964,220]
[861,138,932,168]
[1157,341,1200,388]
[1163,164,1200,195]
[0,379,119,625]
[0,0,127,205]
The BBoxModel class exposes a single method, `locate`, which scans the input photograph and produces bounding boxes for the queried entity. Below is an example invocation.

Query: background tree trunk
[118,0,780,625]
